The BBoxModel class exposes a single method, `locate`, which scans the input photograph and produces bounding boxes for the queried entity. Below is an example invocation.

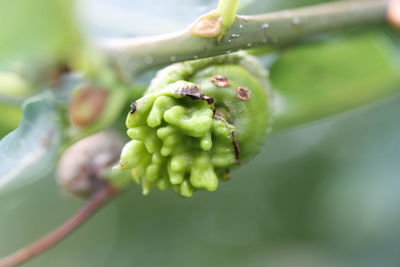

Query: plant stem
[98,0,391,82]
[0,184,118,267]
[217,0,240,29]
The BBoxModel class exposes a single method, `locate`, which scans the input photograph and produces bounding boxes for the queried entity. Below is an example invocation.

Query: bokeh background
[1,0,400,266]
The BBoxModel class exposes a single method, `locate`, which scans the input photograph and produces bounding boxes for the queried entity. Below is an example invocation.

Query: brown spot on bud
[204,96,214,105]
[178,84,215,104]
[388,0,400,29]
[129,102,137,114]
[211,75,230,87]
[213,110,225,120]
[46,62,70,87]
[69,87,109,127]
[236,87,250,100]
[231,132,241,164]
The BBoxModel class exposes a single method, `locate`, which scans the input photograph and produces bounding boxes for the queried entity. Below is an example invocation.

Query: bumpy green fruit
[116,52,272,197]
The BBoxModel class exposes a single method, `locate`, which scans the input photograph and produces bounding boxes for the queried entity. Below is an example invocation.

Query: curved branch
[98,0,391,82]
[0,184,118,267]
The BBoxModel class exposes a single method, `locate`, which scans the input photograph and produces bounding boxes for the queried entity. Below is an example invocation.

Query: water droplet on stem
[292,16,301,25]
[261,23,269,29]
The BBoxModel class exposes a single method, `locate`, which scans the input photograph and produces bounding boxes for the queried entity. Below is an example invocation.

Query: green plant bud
[69,86,109,127]
[57,131,125,199]
[116,51,272,196]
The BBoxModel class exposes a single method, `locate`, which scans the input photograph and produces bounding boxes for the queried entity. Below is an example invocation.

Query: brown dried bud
[69,86,109,127]
[57,131,125,199]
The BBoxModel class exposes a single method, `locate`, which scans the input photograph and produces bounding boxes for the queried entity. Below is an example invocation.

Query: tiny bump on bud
[189,12,222,38]
[235,87,251,100]
[210,75,230,87]
[69,86,109,127]
[129,102,137,114]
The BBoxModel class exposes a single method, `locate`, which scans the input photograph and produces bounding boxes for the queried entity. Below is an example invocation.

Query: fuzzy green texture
[117,52,271,197]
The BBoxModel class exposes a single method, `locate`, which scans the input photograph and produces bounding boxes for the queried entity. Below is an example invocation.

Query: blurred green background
[1,0,400,266]
[2,93,400,267]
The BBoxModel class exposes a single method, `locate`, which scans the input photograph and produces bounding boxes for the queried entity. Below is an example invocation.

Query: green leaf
[0,0,80,63]
[270,30,400,129]
[0,93,63,194]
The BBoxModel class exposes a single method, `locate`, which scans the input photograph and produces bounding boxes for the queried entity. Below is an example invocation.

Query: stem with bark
[99,0,391,82]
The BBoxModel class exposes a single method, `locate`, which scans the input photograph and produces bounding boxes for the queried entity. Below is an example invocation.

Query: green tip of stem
[217,0,240,29]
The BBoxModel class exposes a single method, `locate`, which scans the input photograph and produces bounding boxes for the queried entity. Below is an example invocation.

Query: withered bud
[57,131,125,199]
[69,86,109,127]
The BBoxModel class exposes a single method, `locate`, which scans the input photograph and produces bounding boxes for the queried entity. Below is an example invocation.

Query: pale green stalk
[99,0,390,82]
[216,0,240,28]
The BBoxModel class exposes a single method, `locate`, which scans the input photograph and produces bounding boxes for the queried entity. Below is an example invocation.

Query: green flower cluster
[116,52,271,196]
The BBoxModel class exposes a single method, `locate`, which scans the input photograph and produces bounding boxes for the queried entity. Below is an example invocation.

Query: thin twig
[98,0,390,81]
[0,184,118,267]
